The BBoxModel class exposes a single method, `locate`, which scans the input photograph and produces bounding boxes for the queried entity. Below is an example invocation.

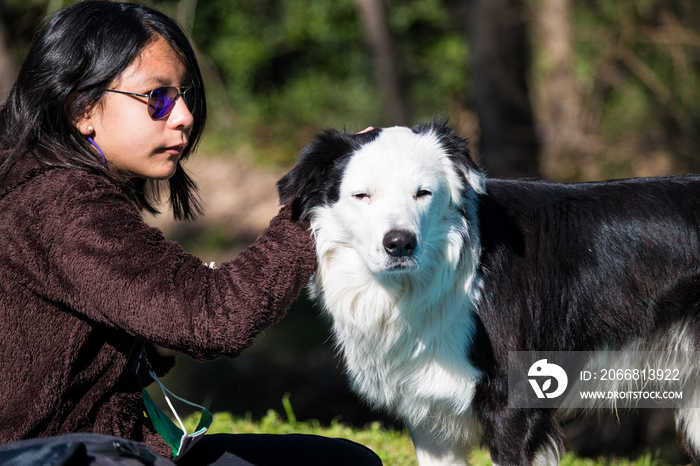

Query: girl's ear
[76,119,94,136]
[71,101,96,136]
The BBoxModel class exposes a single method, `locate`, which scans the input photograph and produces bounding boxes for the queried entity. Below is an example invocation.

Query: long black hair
[0,0,207,220]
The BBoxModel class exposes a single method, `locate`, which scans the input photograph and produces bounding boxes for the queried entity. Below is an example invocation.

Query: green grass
[182,408,663,466]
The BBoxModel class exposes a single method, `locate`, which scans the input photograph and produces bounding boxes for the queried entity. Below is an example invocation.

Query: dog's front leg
[408,422,477,466]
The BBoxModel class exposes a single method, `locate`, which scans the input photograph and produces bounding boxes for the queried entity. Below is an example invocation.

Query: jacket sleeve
[26,171,317,360]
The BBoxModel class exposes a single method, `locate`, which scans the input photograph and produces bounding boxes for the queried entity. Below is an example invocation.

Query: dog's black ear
[413,121,485,196]
[278,129,378,220]
[277,129,352,207]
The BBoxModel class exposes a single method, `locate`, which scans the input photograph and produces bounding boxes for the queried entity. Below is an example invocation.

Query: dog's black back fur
[477,176,700,353]
[470,176,700,463]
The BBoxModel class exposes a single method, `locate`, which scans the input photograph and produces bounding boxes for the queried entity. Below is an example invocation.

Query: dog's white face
[326,127,480,276]
[278,123,486,280]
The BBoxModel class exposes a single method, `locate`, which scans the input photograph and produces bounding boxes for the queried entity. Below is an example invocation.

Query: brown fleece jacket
[0,156,316,458]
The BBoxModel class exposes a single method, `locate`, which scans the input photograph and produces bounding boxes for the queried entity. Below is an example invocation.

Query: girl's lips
[165,143,186,156]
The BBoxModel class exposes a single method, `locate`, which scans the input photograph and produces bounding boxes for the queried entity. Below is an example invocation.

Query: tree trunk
[464,0,540,178]
[0,17,16,102]
[533,0,582,163]
[354,0,409,126]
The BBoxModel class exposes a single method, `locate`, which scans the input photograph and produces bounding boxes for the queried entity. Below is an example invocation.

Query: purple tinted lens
[148,87,178,119]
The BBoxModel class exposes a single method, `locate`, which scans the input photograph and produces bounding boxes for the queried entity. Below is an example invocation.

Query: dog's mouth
[384,257,419,272]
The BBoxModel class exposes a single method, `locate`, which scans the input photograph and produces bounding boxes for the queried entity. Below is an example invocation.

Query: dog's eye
[415,189,432,199]
[353,192,371,202]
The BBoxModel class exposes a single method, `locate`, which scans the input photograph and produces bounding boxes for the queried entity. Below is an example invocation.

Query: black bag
[0,433,176,466]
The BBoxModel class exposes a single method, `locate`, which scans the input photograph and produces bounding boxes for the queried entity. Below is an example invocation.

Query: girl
[0,1,381,465]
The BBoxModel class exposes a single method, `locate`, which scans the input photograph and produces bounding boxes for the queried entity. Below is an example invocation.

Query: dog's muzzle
[383,230,417,257]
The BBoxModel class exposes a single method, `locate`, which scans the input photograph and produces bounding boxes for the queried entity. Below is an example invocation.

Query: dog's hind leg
[676,404,700,463]
[529,437,562,466]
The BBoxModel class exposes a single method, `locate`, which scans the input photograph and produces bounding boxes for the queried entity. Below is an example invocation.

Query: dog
[277,122,700,465]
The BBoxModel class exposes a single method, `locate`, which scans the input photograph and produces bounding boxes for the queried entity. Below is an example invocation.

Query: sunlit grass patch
[184,410,660,466]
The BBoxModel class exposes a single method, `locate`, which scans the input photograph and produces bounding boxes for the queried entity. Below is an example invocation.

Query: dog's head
[278,122,485,276]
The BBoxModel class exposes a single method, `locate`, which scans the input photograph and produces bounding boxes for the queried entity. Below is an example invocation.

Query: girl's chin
[131,164,178,181]
[152,169,178,181]
[150,158,180,180]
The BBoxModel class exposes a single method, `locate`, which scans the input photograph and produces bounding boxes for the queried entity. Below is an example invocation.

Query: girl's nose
[168,96,194,130]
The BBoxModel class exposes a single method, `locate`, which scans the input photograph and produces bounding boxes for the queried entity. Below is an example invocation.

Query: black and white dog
[278,122,700,465]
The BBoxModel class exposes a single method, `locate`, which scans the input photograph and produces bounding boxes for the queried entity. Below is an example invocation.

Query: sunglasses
[105,86,195,120]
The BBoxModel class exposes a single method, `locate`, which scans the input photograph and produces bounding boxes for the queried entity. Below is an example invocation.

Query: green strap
[141,388,182,459]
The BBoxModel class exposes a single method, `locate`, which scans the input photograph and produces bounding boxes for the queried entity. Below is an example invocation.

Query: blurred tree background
[3,0,698,178]
[1,0,699,462]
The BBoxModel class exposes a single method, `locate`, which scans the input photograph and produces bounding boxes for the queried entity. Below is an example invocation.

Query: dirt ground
[144,156,285,262]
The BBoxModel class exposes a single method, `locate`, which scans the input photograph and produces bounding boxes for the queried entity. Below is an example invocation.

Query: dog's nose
[383,230,417,257]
